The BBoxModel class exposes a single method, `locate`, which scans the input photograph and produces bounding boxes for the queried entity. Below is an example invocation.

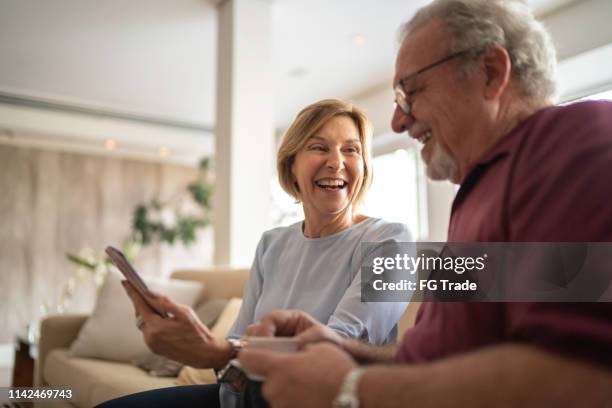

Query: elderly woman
[98,99,411,408]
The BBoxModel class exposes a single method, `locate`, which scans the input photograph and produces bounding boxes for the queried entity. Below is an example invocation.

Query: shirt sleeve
[327,222,413,344]
[226,235,266,338]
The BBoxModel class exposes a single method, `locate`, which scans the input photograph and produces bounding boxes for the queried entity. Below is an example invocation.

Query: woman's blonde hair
[277,99,373,207]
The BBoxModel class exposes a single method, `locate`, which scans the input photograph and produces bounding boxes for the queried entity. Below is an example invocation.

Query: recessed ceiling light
[352,34,366,46]
[159,147,169,157]
[105,139,116,150]
[288,67,309,78]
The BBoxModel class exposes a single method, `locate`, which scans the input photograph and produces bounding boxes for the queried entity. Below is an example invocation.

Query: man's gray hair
[401,0,558,104]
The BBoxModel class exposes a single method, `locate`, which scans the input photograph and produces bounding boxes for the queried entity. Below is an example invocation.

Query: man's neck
[495,94,545,141]
[454,94,547,184]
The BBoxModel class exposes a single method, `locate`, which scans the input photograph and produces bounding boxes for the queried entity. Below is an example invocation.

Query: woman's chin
[315,202,352,216]
[303,189,354,217]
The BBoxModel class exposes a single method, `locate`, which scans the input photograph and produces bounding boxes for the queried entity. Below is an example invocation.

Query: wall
[0,141,212,343]
[543,0,612,61]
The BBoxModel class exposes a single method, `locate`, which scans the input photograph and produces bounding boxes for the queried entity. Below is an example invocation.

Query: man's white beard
[425,140,459,182]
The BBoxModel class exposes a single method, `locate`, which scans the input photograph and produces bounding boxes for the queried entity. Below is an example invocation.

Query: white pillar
[214,0,274,266]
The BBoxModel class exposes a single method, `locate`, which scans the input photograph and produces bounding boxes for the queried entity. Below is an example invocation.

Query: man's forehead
[394,19,449,83]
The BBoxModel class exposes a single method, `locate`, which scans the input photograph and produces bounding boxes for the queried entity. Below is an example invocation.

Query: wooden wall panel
[0,143,212,343]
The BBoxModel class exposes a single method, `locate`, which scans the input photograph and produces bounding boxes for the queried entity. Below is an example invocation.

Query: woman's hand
[246,309,345,349]
[122,280,232,369]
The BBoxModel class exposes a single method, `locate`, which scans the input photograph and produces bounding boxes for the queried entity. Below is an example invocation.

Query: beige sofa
[36,267,420,408]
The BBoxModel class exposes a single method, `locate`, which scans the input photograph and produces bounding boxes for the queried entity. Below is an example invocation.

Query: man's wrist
[333,367,366,408]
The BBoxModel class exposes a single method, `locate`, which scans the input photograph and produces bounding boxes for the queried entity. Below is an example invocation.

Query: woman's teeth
[315,179,347,189]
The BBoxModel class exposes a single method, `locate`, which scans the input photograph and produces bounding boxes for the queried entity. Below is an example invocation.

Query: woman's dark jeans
[95,384,220,408]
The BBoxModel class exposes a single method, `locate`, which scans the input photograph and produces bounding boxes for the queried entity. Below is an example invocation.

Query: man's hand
[246,309,320,337]
[122,280,231,369]
[239,343,357,408]
[246,309,345,348]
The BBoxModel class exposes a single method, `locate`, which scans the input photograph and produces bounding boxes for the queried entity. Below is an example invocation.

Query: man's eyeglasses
[394,49,472,115]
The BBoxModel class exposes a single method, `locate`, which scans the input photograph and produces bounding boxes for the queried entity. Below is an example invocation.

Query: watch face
[228,338,243,349]
[227,338,243,358]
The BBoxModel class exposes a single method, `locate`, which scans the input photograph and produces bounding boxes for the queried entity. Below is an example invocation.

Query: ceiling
[0,0,575,135]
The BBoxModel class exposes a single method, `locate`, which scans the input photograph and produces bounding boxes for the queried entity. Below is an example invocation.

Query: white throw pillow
[70,269,203,363]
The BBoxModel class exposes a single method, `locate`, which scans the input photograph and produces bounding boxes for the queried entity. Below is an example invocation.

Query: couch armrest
[35,314,88,386]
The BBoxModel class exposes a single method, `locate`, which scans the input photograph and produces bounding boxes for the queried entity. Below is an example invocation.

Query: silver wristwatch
[332,367,366,408]
[227,337,244,358]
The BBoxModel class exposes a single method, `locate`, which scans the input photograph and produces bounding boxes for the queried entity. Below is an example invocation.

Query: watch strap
[332,367,366,408]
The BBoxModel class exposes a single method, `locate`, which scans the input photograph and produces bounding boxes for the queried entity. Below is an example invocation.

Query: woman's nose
[326,150,343,170]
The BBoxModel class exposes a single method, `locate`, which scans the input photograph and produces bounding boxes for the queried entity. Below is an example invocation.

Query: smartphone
[105,246,169,318]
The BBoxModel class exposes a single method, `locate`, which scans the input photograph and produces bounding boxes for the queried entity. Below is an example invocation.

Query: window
[270,178,303,227]
[576,89,612,102]
[362,147,427,239]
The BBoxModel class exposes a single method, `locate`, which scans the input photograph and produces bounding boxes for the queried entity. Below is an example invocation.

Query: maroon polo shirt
[396,101,612,367]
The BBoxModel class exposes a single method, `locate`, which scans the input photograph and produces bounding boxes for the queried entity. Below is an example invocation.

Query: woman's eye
[309,145,325,151]
[344,147,359,154]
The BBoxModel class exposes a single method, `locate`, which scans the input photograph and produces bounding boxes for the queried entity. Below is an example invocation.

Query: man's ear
[481,44,511,100]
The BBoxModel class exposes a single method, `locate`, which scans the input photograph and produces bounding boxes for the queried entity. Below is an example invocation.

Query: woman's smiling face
[291,115,364,218]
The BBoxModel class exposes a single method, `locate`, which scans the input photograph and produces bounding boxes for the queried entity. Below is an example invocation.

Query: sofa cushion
[44,348,175,407]
[70,270,203,363]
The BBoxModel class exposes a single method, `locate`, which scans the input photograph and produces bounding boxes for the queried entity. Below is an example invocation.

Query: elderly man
[239,0,612,407]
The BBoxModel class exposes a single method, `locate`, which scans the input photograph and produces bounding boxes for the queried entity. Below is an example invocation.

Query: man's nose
[391,104,415,134]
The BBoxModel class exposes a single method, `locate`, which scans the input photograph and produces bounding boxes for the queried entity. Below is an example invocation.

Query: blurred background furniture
[35,268,249,408]
[35,266,420,408]
[12,329,38,387]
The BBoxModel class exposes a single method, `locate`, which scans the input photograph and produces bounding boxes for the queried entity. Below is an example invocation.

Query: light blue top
[220,217,412,407]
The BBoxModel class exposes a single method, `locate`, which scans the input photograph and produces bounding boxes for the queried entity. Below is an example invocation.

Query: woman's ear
[481,44,512,100]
